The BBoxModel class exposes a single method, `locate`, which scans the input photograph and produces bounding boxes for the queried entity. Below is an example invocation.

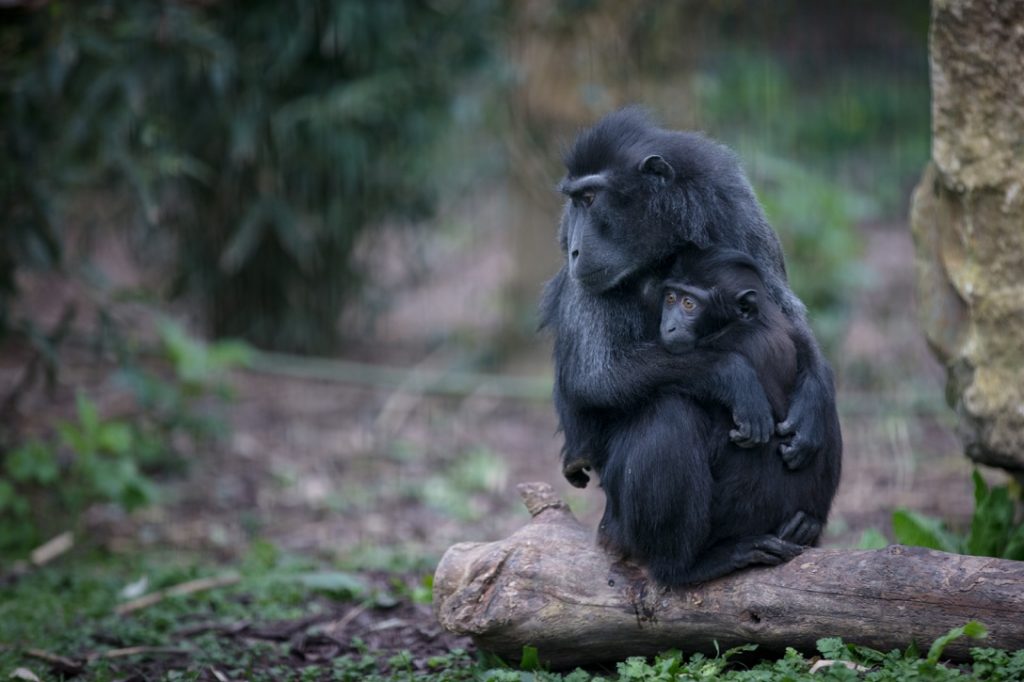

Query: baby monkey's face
[659,283,708,354]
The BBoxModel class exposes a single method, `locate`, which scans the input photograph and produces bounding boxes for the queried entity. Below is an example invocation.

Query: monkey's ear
[639,277,661,308]
[735,289,758,319]
[639,154,675,182]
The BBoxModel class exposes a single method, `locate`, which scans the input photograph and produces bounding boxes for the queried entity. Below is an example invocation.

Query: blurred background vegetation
[1,0,950,556]
[0,0,961,567]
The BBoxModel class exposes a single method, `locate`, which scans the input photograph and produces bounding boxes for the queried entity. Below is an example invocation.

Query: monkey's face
[558,172,628,292]
[660,285,705,354]
[558,154,676,294]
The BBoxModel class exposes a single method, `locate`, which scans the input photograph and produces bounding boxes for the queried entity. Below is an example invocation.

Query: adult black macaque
[540,106,837,487]
[595,249,841,586]
[539,107,841,583]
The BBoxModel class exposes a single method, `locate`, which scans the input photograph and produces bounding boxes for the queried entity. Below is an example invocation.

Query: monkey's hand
[562,456,592,488]
[776,378,829,469]
[729,382,774,448]
[777,510,823,546]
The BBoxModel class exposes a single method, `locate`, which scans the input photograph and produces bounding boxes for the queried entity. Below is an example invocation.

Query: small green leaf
[817,636,848,661]
[962,621,988,638]
[857,528,889,550]
[294,571,366,599]
[75,391,100,437]
[891,508,962,553]
[720,643,757,660]
[927,621,988,665]
[967,470,1015,557]
[98,422,134,455]
[58,420,93,455]
[5,440,59,484]
[1002,522,1024,561]
[209,339,252,368]
[0,480,28,515]
[972,469,990,506]
[518,644,541,671]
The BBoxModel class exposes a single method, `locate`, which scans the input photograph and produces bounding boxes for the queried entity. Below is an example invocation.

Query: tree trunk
[434,483,1024,668]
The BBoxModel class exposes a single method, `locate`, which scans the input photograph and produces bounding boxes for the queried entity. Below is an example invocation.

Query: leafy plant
[0,321,249,552]
[891,470,1024,560]
[57,392,158,513]
[114,319,251,455]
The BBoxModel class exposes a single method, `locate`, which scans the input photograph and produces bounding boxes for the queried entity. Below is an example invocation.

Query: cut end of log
[516,481,570,518]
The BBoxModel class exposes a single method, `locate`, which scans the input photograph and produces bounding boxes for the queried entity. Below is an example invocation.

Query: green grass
[4,549,1024,681]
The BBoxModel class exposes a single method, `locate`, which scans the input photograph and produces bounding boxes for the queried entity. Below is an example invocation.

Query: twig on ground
[115,573,240,615]
[87,646,191,660]
[1,532,74,585]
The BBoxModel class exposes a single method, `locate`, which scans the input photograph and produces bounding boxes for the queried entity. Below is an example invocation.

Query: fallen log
[433,482,1024,668]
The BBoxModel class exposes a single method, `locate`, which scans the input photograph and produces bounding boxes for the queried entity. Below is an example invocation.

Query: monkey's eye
[665,292,677,306]
[681,296,696,311]
[578,190,596,207]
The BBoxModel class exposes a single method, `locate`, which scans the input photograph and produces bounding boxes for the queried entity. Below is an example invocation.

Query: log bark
[434,483,1024,668]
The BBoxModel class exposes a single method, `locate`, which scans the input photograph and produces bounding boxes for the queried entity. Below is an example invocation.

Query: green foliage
[749,153,871,348]
[293,571,367,601]
[520,645,543,672]
[113,319,251,449]
[971,647,1024,681]
[466,625,999,681]
[58,391,159,513]
[1,555,1020,682]
[857,528,889,550]
[0,321,248,553]
[693,45,928,344]
[967,471,1024,559]
[891,471,1024,560]
[929,623,988,667]
[1,0,502,352]
[419,446,510,521]
[696,48,930,214]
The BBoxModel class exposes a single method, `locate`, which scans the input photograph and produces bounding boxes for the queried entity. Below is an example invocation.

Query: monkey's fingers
[729,415,772,447]
[750,535,804,563]
[777,511,822,546]
[730,429,757,448]
[779,438,816,470]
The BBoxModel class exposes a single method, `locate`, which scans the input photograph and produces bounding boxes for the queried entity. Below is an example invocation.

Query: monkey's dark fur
[539,107,842,585]
[596,249,841,586]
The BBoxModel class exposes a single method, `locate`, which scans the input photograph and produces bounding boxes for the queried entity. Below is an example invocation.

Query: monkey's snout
[571,249,580,259]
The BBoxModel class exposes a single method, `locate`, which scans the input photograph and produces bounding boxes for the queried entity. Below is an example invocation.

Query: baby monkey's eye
[579,190,596,207]
[681,296,696,311]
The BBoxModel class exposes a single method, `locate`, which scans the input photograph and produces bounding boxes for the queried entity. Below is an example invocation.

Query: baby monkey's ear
[735,289,759,319]
[640,276,664,309]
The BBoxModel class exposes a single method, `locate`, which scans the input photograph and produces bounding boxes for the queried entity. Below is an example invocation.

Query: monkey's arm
[776,325,841,470]
[552,388,605,488]
[557,341,774,447]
